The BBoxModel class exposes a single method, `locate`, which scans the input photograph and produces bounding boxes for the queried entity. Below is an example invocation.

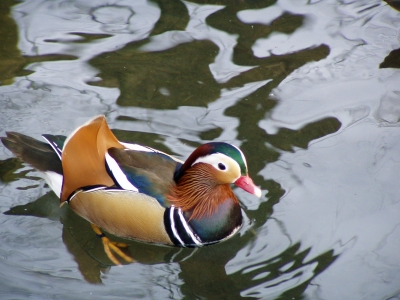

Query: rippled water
[0,0,400,299]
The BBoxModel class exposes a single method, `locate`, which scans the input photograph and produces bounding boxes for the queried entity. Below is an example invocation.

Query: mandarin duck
[1,116,261,264]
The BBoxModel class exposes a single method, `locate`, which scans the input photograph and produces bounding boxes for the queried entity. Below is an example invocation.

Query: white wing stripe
[105,153,138,192]
[120,142,154,152]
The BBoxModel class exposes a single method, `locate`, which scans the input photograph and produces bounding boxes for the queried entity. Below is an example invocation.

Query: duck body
[1,116,261,247]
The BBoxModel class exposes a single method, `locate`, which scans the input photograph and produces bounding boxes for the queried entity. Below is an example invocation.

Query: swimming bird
[1,116,261,264]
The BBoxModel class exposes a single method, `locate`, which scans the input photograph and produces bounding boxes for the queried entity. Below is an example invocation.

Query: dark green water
[0,1,400,299]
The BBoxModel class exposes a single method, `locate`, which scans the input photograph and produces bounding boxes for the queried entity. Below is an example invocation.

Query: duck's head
[175,142,261,198]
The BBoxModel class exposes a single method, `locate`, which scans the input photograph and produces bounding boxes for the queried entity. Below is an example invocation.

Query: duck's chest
[164,198,242,247]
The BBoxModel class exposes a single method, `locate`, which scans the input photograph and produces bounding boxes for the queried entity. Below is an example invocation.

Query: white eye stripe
[192,153,229,169]
[192,153,241,182]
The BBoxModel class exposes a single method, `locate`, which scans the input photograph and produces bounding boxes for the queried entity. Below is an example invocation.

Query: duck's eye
[218,163,226,170]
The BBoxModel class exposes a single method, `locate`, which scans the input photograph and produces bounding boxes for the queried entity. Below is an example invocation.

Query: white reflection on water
[243,262,318,299]
[256,0,399,134]
[14,0,160,57]
[0,0,160,135]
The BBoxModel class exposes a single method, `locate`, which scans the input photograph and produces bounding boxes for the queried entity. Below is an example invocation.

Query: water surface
[0,0,400,299]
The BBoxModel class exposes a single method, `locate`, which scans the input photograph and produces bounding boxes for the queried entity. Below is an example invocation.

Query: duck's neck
[167,163,242,243]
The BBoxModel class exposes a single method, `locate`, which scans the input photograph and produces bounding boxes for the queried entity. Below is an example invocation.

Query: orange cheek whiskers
[167,164,238,220]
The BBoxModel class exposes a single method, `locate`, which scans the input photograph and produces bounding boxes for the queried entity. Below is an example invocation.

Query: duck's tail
[1,132,64,197]
[1,132,63,174]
